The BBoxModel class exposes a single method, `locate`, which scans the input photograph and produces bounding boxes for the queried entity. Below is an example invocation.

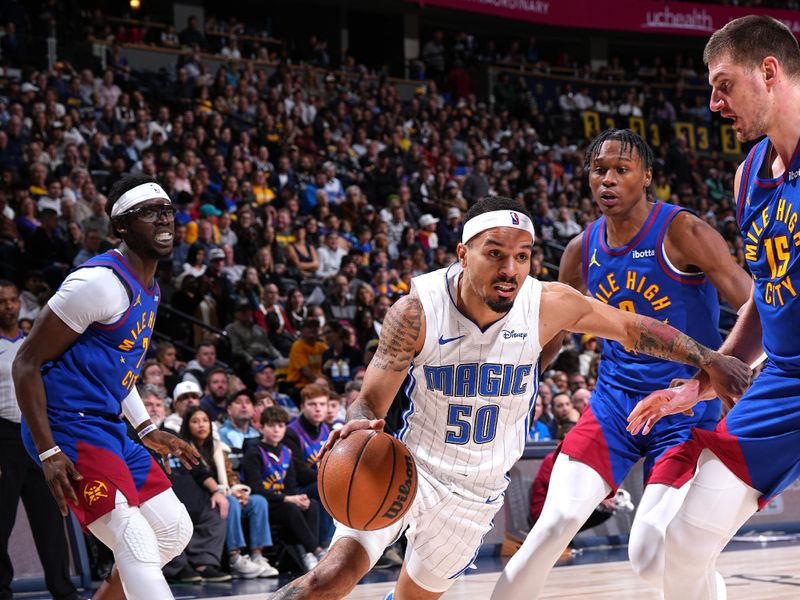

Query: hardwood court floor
[202,544,800,599]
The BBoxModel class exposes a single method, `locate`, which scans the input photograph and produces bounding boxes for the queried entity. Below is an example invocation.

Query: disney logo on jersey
[788,169,800,182]
[631,248,655,259]
[501,329,528,341]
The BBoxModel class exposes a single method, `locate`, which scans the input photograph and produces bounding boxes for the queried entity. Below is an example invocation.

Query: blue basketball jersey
[256,445,292,492]
[43,251,160,417]
[737,138,800,372]
[287,419,329,471]
[582,201,722,392]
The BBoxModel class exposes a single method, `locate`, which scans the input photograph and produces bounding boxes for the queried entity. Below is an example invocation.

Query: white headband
[462,210,536,244]
[111,183,171,218]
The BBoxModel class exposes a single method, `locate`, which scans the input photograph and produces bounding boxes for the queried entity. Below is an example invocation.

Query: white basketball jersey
[398,263,542,500]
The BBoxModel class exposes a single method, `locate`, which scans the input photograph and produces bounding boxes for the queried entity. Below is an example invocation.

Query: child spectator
[325,393,345,431]
[243,407,325,572]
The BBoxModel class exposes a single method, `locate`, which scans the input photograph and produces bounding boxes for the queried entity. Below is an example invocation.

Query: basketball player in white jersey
[270,196,750,600]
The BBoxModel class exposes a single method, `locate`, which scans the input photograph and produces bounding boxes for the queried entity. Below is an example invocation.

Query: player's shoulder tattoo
[371,294,423,372]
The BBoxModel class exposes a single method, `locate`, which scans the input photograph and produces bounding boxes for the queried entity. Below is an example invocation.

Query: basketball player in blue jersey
[271,195,750,600]
[626,16,800,599]
[12,174,200,600]
[491,129,753,600]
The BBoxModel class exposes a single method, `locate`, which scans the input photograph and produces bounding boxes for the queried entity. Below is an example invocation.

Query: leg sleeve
[491,454,610,600]
[663,450,760,600]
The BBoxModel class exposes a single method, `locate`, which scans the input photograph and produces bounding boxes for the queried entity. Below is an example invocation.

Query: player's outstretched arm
[323,294,425,454]
[12,306,85,515]
[539,282,752,407]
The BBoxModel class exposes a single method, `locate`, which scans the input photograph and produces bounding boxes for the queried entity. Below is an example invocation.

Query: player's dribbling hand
[626,379,702,436]
[141,430,201,474]
[321,418,385,459]
[42,452,83,516]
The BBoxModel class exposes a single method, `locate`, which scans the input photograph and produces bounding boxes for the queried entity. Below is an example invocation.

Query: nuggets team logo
[83,480,109,505]
[510,212,519,225]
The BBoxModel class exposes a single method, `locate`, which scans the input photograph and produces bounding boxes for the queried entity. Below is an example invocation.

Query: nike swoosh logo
[438,335,465,345]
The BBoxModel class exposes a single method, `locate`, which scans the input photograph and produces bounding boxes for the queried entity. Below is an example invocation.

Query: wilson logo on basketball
[382,454,416,520]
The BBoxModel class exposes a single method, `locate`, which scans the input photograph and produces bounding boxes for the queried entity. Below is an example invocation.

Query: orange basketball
[318,429,418,531]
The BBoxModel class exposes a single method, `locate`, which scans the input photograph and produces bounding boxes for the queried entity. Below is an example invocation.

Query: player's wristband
[137,423,158,439]
[38,446,62,461]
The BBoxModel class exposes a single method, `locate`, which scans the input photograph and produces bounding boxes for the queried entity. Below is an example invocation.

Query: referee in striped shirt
[0,280,82,600]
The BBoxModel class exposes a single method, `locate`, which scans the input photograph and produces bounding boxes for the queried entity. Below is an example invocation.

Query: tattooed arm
[347,293,425,420]
[322,294,426,451]
[539,282,751,406]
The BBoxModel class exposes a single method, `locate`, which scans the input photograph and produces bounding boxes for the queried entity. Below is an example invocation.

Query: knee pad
[138,489,194,565]
[163,503,193,564]
[88,498,159,566]
[120,512,162,565]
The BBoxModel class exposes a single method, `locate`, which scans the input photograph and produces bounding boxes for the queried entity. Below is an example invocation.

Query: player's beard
[737,108,769,143]
[485,276,516,313]
[486,297,514,313]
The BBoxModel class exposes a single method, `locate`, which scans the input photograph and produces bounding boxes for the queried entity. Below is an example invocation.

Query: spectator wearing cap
[417,213,439,254]
[164,380,203,433]
[284,319,327,392]
[351,224,373,256]
[224,299,284,372]
[438,206,464,251]
[316,230,347,280]
[184,203,222,245]
[462,156,490,204]
[193,215,223,259]
[442,179,468,211]
[204,246,235,324]
[253,361,298,418]
[218,389,261,452]
[493,147,514,173]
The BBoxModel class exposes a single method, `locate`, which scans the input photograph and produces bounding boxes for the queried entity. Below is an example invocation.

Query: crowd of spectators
[0,1,765,584]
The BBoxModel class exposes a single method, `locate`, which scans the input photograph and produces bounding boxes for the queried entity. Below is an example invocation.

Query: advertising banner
[412,0,800,37]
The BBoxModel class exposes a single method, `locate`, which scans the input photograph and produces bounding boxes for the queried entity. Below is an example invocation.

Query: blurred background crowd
[0,0,768,586]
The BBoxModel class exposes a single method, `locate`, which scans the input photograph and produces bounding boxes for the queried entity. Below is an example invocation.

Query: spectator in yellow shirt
[285,318,328,390]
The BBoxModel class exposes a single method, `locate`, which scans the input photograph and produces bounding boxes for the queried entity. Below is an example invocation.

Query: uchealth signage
[410,0,800,37]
